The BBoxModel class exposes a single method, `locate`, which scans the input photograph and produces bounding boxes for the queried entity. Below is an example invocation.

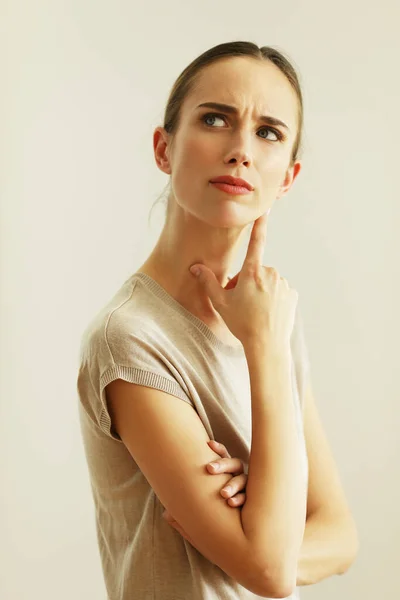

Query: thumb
[189,264,224,308]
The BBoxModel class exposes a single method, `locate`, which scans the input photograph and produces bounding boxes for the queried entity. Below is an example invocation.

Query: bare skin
[137,55,302,342]
[146,58,359,585]
[163,440,247,545]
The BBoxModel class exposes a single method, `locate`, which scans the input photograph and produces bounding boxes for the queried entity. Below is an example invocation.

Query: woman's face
[155,56,301,228]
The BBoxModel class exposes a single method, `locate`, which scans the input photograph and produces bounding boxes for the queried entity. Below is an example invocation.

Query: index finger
[243,211,269,269]
[207,440,231,458]
[207,457,244,475]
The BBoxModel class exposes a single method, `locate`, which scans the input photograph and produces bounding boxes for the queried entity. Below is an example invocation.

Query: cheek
[173,139,215,189]
[182,136,215,165]
[260,151,291,182]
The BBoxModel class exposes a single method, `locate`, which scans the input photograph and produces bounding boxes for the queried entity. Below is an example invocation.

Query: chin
[203,206,253,229]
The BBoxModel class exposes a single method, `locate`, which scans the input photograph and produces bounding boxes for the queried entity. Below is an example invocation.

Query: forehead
[185,57,298,129]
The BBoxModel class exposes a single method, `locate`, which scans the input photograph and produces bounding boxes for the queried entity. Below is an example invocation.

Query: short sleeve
[78,313,194,441]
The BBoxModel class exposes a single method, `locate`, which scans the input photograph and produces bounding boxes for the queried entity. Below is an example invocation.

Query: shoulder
[79,277,158,362]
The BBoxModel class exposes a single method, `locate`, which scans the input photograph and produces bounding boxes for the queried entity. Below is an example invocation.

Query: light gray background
[1,1,399,598]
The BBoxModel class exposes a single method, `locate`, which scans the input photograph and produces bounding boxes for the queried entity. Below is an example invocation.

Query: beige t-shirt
[77,271,310,599]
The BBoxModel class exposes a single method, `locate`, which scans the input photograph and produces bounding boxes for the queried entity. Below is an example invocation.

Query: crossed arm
[295,380,359,585]
[165,380,359,587]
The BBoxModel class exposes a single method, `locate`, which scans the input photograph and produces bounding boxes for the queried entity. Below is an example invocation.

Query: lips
[210,175,254,191]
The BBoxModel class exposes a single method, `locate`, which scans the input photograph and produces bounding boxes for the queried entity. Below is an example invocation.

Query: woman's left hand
[205,439,248,507]
[162,440,248,543]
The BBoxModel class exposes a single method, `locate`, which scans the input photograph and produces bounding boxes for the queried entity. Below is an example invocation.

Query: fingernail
[208,462,219,470]
[190,266,201,277]
[222,486,232,494]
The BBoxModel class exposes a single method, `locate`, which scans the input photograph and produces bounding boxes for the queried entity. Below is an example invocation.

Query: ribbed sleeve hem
[99,365,194,440]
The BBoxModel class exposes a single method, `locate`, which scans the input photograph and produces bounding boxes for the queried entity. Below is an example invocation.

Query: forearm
[296,510,359,586]
[241,341,308,588]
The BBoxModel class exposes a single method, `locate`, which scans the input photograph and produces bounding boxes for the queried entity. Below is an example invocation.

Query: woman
[77,41,358,599]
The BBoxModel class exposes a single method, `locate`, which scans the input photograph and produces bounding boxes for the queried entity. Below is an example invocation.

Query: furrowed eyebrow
[196,102,290,132]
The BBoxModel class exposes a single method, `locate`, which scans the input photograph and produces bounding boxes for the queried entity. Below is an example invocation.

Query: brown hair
[148,40,305,227]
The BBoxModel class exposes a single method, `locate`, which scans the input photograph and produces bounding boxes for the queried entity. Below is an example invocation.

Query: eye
[201,113,283,142]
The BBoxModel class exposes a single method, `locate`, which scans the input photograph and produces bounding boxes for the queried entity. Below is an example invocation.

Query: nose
[229,152,250,166]
[227,150,251,167]
[225,135,252,166]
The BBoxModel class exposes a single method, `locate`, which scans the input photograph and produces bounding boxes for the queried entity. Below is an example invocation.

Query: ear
[277,160,302,200]
[153,127,172,175]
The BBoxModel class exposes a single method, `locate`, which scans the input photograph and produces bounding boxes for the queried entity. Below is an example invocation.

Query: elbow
[262,579,295,599]
[261,565,296,599]
[337,518,360,576]
[339,531,360,575]
[243,558,295,598]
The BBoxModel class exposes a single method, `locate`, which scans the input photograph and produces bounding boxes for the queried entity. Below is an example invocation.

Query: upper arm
[105,379,277,598]
[303,380,354,521]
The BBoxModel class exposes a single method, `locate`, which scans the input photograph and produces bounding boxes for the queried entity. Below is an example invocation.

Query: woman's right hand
[189,212,298,349]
